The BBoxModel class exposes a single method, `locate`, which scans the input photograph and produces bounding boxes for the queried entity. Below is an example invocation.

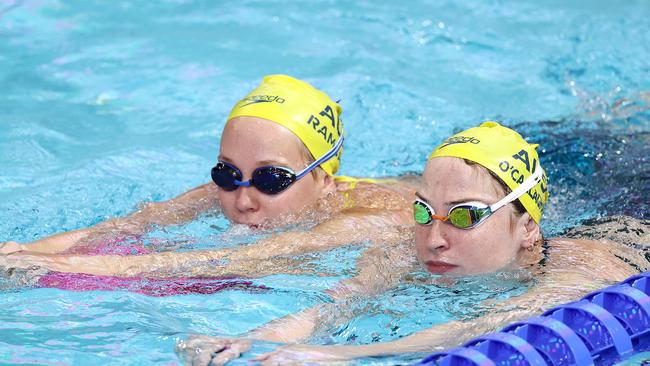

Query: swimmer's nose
[234,186,259,213]
[427,220,450,252]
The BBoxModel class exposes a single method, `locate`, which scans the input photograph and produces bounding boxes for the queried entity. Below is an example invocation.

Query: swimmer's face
[415,157,538,275]
[217,116,335,227]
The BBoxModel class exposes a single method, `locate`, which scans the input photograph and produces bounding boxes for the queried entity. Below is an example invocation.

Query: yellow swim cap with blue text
[428,122,549,223]
[227,75,344,176]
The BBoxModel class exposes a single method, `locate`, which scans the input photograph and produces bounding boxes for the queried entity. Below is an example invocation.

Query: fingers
[209,339,251,366]
[195,345,225,366]
[4,252,73,273]
[208,347,239,365]
[176,336,251,366]
[3,253,47,270]
[0,241,22,255]
[176,336,224,366]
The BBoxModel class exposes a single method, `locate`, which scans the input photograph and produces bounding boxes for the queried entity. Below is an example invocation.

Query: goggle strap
[414,199,449,223]
[489,168,544,213]
[295,137,344,180]
[432,214,449,222]
[233,179,251,187]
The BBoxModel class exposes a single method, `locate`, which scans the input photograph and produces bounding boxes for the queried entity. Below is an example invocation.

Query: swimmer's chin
[231,220,267,229]
[227,210,315,229]
[229,216,282,230]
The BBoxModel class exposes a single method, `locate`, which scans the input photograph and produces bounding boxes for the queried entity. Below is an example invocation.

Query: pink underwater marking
[61,236,153,256]
[37,239,269,296]
[37,272,269,297]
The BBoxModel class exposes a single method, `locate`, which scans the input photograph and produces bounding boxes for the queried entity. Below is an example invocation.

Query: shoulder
[164,183,219,211]
[333,175,419,211]
[544,236,646,282]
[560,215,650,248]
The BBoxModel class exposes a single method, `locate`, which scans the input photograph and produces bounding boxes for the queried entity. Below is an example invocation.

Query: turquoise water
[615,351,650,365]
[1,0,649,364]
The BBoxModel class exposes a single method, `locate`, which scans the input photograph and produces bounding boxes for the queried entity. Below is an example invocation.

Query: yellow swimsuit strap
[335,175,380,185]
[334,175,398,208]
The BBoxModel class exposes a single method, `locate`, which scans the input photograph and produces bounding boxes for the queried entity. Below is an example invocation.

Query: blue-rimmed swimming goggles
[211,137,344,195]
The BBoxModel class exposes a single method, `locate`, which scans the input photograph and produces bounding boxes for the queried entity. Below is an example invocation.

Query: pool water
[1,0,649,364]
[615,352,650,366]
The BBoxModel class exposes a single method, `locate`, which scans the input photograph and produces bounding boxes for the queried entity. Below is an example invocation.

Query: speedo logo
[240,94,286,107]
[438,135,480,149]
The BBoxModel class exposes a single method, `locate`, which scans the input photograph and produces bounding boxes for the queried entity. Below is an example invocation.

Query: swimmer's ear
[320,172,337,196]
[518,213,540,249]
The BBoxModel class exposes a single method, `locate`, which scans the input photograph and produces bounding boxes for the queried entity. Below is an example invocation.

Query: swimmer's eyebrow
[258,159,293,167]
[415,192,430,202]
[217,154,233,163]
[447,198,490,206]
[216,155,292,167]
[415,192,490,206]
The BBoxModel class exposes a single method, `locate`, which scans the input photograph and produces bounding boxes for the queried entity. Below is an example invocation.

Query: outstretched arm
[1,183,219,255]
[1,209,411,277]
[247,282,577,363]
[177,291,528,366]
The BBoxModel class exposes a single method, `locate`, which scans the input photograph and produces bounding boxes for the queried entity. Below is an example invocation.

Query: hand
[0,241,23,255]
[175,335,251,366]
[255,344,353,365]
[0,252,70,272]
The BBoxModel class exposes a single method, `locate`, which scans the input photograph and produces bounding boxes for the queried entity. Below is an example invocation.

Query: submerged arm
[176,240,415,365]
[248,281,570,363]
[1,183,219,255]
[251,239,413,341]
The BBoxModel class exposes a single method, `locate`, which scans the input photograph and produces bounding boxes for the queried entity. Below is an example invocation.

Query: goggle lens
[211,162,241,191]
[211,162,297,195]
[252,167,296,194]
[210,136,344,196]
[413,201,433,225]
[413,199,492,229]
[448,206,474,228]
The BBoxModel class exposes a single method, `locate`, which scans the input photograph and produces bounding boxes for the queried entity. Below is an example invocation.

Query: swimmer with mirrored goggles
[413,166,543,229]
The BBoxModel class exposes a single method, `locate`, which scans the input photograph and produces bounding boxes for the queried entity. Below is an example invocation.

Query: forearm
[248,305,328,343]
[356,321,471,356]
[225,212,410,263]
[303,318,504,360]
[5,248,232,277]
[247,279,380,344]
[18,228,92,254]
[298,307,537,361]
[246,241,410,344]
[16,216,147,255]
[14,184,218,255]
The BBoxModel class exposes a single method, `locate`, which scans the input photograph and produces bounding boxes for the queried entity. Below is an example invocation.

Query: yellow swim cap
[428,122,549,223]
[227,75,344,176]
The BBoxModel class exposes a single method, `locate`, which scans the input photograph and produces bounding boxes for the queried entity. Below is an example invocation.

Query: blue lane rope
[418,272,650,366]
